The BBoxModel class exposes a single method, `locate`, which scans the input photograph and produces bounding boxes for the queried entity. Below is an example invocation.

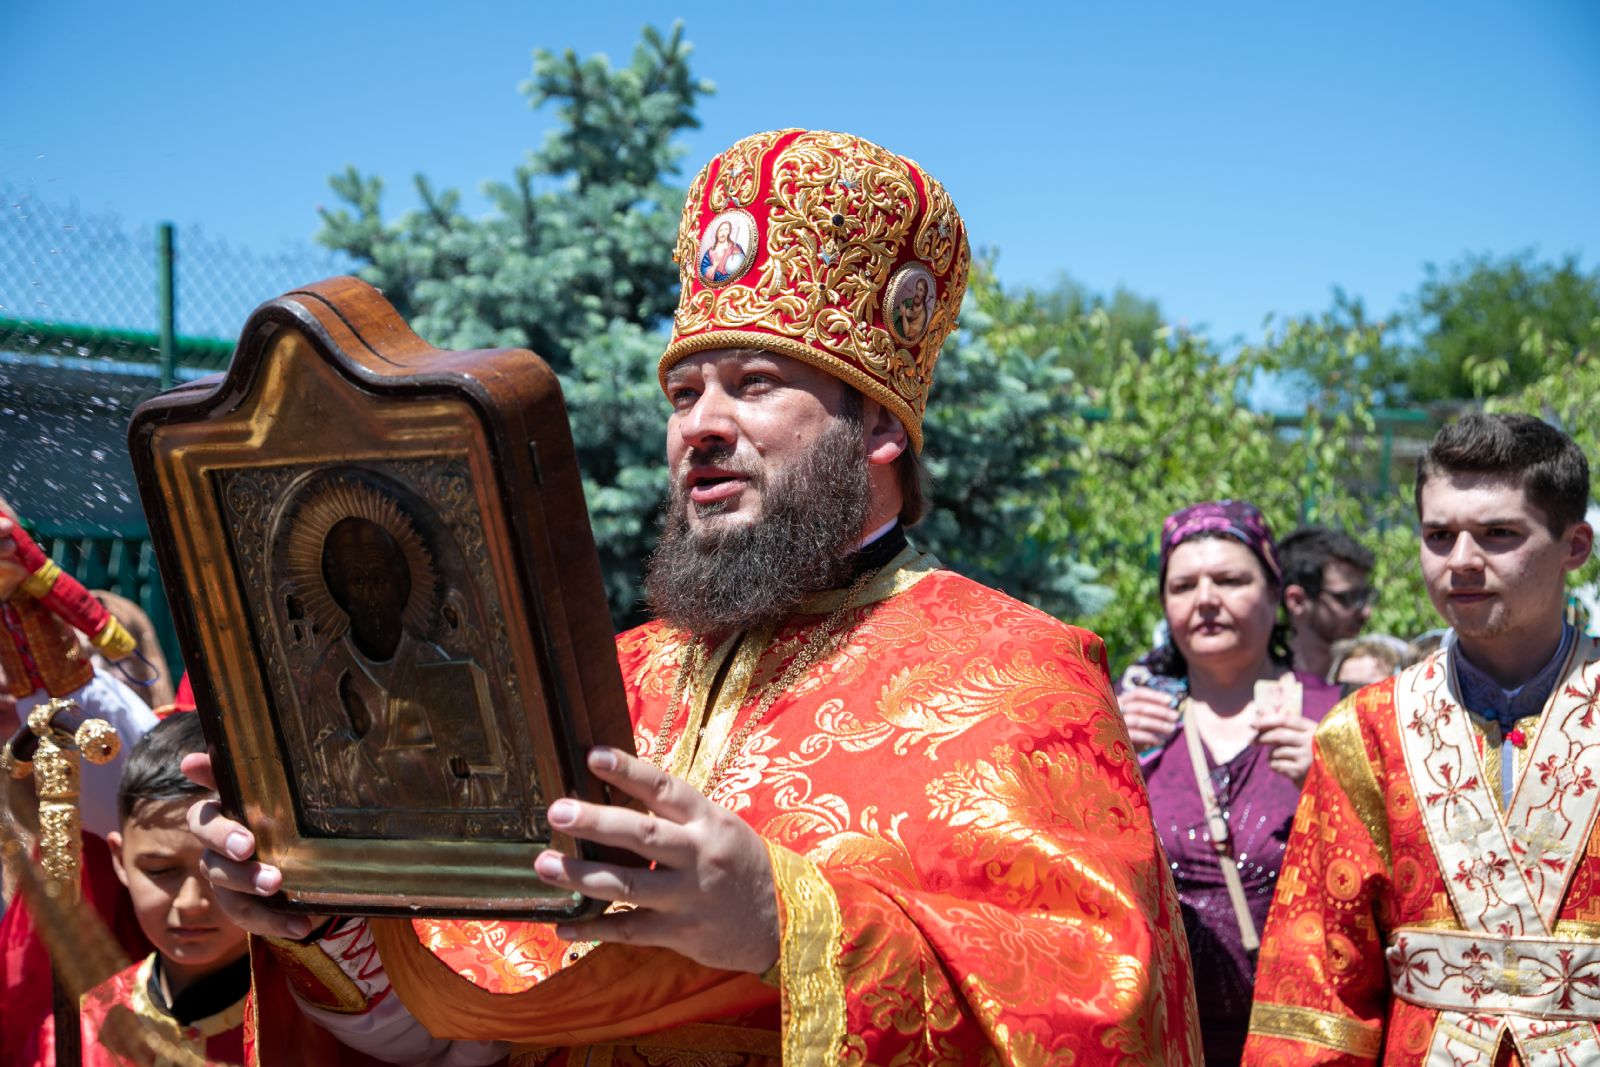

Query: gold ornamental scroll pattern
[911,175,960,276]
[672,163,710,303]
[672,132,963,430]
[708,129,797,213]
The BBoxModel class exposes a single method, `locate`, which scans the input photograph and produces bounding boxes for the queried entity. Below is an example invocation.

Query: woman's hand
[1117,683,1182,750]
[1254,702,1316,787]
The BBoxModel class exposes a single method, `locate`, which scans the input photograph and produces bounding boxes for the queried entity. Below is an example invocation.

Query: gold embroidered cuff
[262,934,371,1014]
[91,617,137,659]
[1249,1002,1382,1059]
[767,841,846,1065]
[20,559,61,599]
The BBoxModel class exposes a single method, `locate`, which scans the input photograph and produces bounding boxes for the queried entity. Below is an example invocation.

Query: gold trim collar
[795,546,939,615]
[129,952,248,1040]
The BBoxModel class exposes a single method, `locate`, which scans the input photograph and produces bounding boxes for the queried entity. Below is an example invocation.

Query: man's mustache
[675,446,763,483]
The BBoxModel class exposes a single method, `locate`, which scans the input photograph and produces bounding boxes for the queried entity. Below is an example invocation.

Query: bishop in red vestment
[192,128,1202,1067]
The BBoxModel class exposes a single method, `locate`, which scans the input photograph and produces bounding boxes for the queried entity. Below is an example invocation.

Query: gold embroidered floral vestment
[264,551,1202,1065]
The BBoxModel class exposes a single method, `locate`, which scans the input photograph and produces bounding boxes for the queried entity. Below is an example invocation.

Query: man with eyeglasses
[1278,526,1377,680]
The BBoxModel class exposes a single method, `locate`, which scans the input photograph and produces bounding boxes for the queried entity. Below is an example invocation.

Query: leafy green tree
[1405,252,1600,402]
[1265,252,1600,409]
[915,262,1111,620]
[960,258,1164,398]
[1487,313,1600,601]
[1273,289,1414,408]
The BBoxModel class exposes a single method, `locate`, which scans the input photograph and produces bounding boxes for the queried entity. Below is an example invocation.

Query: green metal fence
[2,186,349,679]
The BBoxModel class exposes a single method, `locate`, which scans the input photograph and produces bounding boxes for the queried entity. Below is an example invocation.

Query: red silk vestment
[264,550,1201,1065]
[2,834,153,1066]
[71,954,245,1066]
[1246,636,1600,1066]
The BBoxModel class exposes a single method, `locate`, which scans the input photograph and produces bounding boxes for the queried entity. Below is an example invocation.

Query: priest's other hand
[181,752,325,941]
[533,746,779,975]
[0,518,27,599]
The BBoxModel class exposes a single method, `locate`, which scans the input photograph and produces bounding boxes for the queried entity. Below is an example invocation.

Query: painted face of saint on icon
[323,516,412,659]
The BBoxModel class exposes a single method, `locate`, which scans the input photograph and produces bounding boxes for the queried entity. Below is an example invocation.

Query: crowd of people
[0,127,1595,1066]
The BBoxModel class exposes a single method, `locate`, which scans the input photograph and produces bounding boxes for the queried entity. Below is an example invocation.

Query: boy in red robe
[75,712,250,1065]
[0,505,159,1064]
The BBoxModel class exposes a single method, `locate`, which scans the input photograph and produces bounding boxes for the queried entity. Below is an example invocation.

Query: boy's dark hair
[1415,413,1591,535]
[117,713,211,824]
[1278,526,1375,597]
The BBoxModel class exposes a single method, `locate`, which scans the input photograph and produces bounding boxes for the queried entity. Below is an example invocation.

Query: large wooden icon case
[129,276,635,920]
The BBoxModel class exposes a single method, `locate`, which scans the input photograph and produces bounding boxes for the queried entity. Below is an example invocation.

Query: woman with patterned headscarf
[1117,500,1341,1066]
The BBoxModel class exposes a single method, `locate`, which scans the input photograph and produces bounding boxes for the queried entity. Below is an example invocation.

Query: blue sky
[5,1,1598,347]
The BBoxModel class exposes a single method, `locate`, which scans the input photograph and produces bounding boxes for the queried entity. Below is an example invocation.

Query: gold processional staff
[2,697,205,1067]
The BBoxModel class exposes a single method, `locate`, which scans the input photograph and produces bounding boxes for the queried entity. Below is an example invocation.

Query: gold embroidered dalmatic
[1245,635,1600,1067]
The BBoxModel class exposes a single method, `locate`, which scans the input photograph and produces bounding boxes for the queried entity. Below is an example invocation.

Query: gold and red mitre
[660,129,970,452]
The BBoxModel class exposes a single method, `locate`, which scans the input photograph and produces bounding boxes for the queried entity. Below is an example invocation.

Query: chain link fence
[2,182,350,340]
[2,183,355,677]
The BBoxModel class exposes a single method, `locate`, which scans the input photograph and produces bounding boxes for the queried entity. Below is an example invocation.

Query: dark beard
[644,415,872,636]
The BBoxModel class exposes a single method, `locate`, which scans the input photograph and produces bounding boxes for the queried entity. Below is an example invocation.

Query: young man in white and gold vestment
[1246,413,1600,1066]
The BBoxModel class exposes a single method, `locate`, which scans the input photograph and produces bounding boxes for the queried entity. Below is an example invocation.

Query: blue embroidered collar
[1449,622,1576,731]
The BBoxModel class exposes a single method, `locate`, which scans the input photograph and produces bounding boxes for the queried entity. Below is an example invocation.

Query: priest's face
[1418,473,1591,644]
[649,348,872,633]
[662,348,865,535]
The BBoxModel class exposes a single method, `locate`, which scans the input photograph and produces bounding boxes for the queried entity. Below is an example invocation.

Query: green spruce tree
[316,24,1112,628]
[317,25,709,623]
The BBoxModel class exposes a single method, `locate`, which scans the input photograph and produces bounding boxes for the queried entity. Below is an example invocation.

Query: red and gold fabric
[0,504,136,698]
[660,129,970,453]
[1245,635,1600,1066]
[71,953,245,1066]
[0,505,135,669]
[0,833,154,1066]
[247,925,396,1067]
[0,590,95,698]
[269,548,1201,1065]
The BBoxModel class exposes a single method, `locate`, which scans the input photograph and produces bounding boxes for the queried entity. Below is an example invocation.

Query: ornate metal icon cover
[129,277,634,920]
